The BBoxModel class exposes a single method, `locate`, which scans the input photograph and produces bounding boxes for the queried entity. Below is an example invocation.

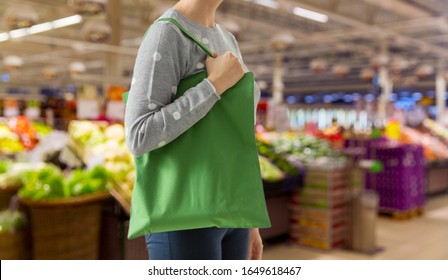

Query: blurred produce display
[68,121,134,200]
[0,161,7,174]
[258,155,285,182]
[423,119,448,142]
[0,210,25,234]
[18,165,110,201]
[257,132,344,168]
[92,124,134,191]
[0,117,52,155]
[0,116,380,208]
[273,134,343,162]
[7,116,39,150]
[400,126,448,160]
[257,138,299,176]
[31,122,52,139]
[64,166,111,197]
[317,120,344,146]
[69,121,107,147]
[0,123,25,155]
[0,162,47,189]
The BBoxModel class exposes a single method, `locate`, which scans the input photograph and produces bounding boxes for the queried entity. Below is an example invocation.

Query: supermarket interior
[1,0,448,260]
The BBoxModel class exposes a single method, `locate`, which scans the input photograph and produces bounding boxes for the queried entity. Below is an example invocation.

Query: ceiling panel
[0,0,447,93]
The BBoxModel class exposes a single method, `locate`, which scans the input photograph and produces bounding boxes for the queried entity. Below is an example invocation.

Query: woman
[125,0,265,260]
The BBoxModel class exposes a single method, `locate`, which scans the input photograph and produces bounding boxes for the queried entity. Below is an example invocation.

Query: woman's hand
[247,228,264,260]
[206,51,245,96]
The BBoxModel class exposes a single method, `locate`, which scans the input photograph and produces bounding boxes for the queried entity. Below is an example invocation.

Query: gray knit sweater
[125,8,260,157]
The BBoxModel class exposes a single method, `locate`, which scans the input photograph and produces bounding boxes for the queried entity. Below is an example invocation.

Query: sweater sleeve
[124,22,220,157]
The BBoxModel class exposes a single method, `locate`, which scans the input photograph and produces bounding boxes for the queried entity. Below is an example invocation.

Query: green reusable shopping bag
[123,18,271,239]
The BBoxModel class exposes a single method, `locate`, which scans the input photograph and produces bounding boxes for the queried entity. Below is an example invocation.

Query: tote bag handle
[123,17,215,104]
[155,18,215,58]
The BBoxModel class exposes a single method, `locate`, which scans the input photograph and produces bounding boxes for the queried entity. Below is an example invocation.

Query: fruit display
[0,123,25,155]
[400,126,448,160]
[0,117,52,155]
[68,121,134,200]
[0,161,7,174]
[18,165,65,200]
[258,132,344,165]
[64,166,111,197]
[67,121,348,203]
[68,121,108,147]
[18,165,111,201]
[0,162,47,189]
[0,210,25,233]
[257,138,300,176]
[258,155,285,182]
[7,116,39,150]
[31,122,52,139]
[91,124,134,187]
[318,120,344,146]
[423,118,448,142]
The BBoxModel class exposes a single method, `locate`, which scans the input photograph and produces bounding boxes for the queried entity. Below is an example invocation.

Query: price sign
[4,99,19,117]
[106,101,125,121]
[77,99,99,119]
[25,107,40,119]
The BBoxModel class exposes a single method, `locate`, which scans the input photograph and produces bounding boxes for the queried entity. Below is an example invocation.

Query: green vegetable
[19,165,65,200]
[0,162,50,189]
[257,140,299,176]
[268,134,344,164]
[65,169,85,193]
[0,210,25,233]
[0,161,7,174]
[0,139,25,154]
[104,161,132,183]
[90,165,110,182]
[0,174,22,188]
[19,165,111,201]
[69,121,106,146]
[65,166,110,197]
[259,156,285,182]
[31,122,52,138]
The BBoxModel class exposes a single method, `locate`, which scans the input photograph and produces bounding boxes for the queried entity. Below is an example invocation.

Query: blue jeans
[145,227,250,260]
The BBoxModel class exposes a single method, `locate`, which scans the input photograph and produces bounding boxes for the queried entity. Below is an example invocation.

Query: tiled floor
[263,194,448,260]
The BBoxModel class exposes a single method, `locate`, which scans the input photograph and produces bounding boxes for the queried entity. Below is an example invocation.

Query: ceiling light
[0,15,82,43]
[4,55,24,70]
[69,61,87,74]
[0,32,9,42]
[9,28,29,39]
[52,14,82,28]
[253,0,279,9]
[292,7,328,23]
[29,22,53,34]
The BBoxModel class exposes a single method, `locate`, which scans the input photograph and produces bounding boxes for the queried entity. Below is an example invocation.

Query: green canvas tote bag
[123,18,271,239]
